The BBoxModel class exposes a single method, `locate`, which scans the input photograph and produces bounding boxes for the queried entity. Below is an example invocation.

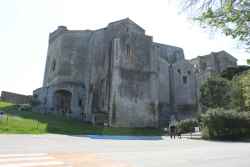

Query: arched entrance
[54,90,72,115]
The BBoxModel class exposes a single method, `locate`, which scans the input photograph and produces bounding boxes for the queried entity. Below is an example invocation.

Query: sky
[0,0,249,95]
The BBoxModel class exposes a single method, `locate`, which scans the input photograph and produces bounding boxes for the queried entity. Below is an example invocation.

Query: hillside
[0,101,163,135]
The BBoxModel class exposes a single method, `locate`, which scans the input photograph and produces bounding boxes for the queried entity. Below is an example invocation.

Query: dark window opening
[126,45,130,56]
[126,45,134,63]
[54,90,72,115]
[183,76,187,84]
[78,99,82,107]
[51,60,56,72]
[187,70,191,75]
[177,69,181,74]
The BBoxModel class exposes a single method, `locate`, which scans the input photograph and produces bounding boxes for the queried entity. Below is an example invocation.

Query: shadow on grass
[0,103,164,137]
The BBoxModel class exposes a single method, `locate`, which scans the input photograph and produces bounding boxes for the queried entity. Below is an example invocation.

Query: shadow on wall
[0,103,164,137]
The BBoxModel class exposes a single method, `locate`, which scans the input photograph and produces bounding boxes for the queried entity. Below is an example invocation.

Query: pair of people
[169,125,181,139]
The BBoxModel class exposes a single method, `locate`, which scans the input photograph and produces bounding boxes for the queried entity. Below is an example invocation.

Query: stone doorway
[54,90,72,115]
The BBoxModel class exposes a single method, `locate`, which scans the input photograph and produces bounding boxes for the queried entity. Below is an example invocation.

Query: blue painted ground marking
[86,135,162,140]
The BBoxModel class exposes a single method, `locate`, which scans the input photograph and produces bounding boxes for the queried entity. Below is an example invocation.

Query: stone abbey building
[33,18,237,127]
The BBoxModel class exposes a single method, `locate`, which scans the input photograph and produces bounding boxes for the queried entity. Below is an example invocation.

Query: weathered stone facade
[1,91,32,104]
[190,51,238,112]
[33,18,237,127]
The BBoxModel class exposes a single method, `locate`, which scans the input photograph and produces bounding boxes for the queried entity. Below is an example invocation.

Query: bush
[201,127,210,139]
[176,119,199,133]
[201,108,250,140]
[200,76,232,109]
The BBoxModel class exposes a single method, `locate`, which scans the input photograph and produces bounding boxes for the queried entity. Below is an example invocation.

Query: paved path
[0,153,68,167]
[0,134,249,167]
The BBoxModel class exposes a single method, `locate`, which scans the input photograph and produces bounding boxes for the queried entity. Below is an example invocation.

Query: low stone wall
[1,91,32,104]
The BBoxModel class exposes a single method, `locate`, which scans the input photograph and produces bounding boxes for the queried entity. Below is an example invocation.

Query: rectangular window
[183,76,187,84]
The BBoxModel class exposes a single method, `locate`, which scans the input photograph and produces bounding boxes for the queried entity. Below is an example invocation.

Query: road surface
[0,134,249,167]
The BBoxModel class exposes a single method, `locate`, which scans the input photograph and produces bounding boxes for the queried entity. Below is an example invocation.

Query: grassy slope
[0,101,163,135]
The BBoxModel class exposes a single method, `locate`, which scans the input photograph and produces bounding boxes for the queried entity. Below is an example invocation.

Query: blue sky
[0,0,249,95]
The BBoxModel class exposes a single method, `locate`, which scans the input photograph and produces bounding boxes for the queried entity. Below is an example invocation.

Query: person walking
[170,125,176,139]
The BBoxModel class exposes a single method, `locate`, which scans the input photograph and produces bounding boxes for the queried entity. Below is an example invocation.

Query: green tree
[183,0,250,50]
[231,78,244,111]
[200,76,232,108]
[220,65,250,80]
[237,70,250,111]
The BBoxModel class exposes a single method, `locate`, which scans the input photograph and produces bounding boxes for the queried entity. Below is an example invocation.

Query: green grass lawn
[0,101,164,135]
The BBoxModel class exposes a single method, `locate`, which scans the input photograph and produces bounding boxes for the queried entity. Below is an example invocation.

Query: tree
[231,78,244,111]
[182,0,250,50]
[200,76,232,108]
[220,65,250,80]
[237,70,250,111]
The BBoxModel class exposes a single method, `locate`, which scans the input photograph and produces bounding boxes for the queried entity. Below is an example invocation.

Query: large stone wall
[109,33,159,127]
[33,82,86,119]
[190,51,237,74]
[158,57,171,126]
[34,18,238,128]
[172,60,198,119]
[1,91,31,104]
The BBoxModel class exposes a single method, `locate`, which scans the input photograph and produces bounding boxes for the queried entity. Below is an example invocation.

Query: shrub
[201,108,250,140]
[200,76,232,109]
[201,127,210,139]
[176,119,199,133]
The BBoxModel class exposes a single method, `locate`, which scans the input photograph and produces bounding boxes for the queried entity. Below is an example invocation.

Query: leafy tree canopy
[200,75,232,108]
[182,0,250,50]
[220,65,250,80]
